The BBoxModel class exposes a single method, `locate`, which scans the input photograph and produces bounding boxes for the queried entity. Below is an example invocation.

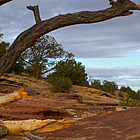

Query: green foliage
[137,90,140,100]
[6,62,24,74]
[0,41,9,58]
[48,59,89,86]
[47,75,72,93]
[120,86,127,92]
[90,79,118,95]
[118,91,124,98]
[18,35,74,78]
[0,33,3,40]
[120,86,137,99]
[77,97,83,104]
[119,97,140,107]
[102,80,118,94]
[90,79,103,90]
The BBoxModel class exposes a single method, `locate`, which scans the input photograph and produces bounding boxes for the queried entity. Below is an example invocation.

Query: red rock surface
[0,73,138,140]
[2,107,140,140]
[0,96,71,120]
[36,107,140,140]
[0,94,122,121]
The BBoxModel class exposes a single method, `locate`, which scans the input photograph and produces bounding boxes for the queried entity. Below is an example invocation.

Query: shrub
[119,97,140,107]
[49,59,89,86]
[118,92,124,98]
[77,97,83,104]
[120,86,137,99]
[47,75,72,93]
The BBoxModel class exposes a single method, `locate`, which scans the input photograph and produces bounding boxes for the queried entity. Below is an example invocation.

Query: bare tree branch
[136,3,140,10]
[0,0,139,77]
[23,131,48,140]
[27,5,41,23]
[41,67,56,76]
[0,0,12,6]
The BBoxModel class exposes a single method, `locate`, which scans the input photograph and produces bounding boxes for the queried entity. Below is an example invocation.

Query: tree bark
[0,118,82,136]
[23,131,48,140]
[0,0,12,6]
[0,0,138,77]
[27,5,41,23]
[0,88,27,107]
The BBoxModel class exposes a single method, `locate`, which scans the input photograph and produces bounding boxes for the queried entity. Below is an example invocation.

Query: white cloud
[86,66,140,90]
[1,0,140,90]
[1,0,140,59]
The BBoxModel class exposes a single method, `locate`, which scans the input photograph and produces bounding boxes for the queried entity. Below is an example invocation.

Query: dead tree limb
[0,0,139,77]
[27,5,41,23]
[0,118,82,138]
[0,0,12,6]
[0,88,28,107]
[23,131,48,140]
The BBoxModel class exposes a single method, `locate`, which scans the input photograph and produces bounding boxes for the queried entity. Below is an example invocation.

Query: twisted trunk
[0,0,138,77]
[0,0,13,6]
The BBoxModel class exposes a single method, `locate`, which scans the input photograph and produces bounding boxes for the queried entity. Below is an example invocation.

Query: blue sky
[0,0,140,91]
[76,57,140,68]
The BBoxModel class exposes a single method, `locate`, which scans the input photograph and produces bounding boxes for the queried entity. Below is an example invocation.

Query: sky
[0,0,140,91]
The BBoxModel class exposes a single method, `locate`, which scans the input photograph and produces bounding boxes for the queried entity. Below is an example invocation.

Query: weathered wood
[23,131,48,140]
[0,0,139,77]
[0,0,12,6]
[0,118,82,136]
[0,119,56,136]
[0,88,27,107]
[27,5,41,23]
[136,3,140,10]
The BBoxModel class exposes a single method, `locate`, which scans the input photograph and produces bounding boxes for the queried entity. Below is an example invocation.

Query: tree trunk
[0,88,27,107]
[35,61,39,79]
[0,118,82,136]
[0,0,138,77]
[0,0,13,6]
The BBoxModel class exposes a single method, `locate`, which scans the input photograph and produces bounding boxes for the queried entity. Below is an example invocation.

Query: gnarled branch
[27,5,41,23]
[23,131,48,140]
[136,3,140,10]
[0,0,12,6]
[0,0,139,77]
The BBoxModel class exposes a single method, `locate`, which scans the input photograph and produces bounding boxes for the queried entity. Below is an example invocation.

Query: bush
[47,75,72,93]
[118,92,124,98]
[120,86,137,99]
[119,97,140,107]
[77,97,83,104]
[50,59,89,86]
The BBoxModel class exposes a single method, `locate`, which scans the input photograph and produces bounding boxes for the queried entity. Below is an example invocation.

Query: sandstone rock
[0,73,120,104]
[0,96,71,120]
[36,107,140,140]
[83,100,119,106]
[0,94,121,121]
[0,73,135,140]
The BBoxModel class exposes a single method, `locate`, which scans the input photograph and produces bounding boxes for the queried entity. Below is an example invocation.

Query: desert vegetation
[1,0,140,139]
[0,33,140,102]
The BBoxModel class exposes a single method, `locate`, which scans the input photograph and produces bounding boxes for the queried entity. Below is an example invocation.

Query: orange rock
[82,113,88,118]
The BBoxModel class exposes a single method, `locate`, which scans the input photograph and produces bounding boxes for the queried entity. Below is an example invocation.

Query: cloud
[1,0,140,58]
[1,0,140,90]
[86,66,140,90]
